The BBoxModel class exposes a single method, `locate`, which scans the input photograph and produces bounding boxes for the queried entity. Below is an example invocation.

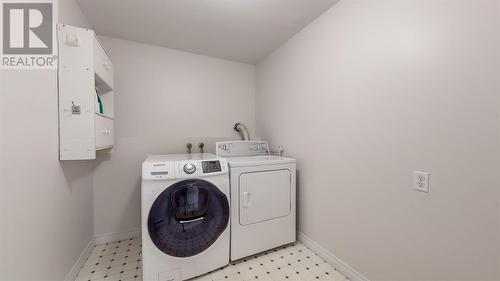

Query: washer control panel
[216,141,269,157]
[176,158,228,178]
[202,160,222,173]
[143,154,228,180]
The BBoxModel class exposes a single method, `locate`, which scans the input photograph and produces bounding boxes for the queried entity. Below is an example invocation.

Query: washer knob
[183,163,196,174]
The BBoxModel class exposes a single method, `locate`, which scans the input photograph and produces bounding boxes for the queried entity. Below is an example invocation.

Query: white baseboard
[64,238,95,281]
[298,232,370,281]
[94,228,141,245]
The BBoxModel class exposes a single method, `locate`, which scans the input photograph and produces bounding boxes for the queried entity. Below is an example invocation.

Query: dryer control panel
[216,141,269,157]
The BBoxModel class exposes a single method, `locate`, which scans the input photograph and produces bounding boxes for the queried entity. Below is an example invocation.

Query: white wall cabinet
[58,24,115,160]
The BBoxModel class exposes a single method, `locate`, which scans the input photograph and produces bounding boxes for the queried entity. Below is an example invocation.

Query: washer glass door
[148,179,230,257]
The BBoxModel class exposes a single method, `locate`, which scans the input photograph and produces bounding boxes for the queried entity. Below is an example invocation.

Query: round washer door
[148,179,230,257]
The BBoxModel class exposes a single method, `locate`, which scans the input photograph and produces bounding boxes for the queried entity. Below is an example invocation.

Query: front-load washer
[141,153,230,281]
[216,141,296,261]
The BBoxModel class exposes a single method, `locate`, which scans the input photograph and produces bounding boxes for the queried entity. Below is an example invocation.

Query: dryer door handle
[243,192,252,208]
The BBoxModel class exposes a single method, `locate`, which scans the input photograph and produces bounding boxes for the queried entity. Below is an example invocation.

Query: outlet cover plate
[414,171,430,193]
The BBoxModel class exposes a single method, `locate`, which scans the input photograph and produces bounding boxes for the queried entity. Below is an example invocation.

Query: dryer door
[239,169,291,226]
[148,179,230,257]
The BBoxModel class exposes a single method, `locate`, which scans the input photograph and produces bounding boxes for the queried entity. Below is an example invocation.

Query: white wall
[0,2,94,281]
[92,37,255,237]
[256,1,500,280]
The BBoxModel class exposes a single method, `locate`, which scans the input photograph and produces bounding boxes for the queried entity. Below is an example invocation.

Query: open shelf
[95,88,114,119]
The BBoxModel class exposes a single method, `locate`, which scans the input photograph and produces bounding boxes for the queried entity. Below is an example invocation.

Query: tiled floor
[75,239,349,281]
[75,238,142,281]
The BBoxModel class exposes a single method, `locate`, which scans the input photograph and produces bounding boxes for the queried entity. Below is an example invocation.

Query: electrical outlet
[414,171,430,193]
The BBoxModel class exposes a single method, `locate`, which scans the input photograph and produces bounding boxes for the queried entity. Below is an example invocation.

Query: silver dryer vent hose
[234,123,250,141]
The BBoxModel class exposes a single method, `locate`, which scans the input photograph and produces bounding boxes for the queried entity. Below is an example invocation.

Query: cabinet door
[95,114,113,149]
[104,117,114,147]
[95,114,106,149]
[58,24,95,160]
[94,37,114,91]
[239,169,291,226]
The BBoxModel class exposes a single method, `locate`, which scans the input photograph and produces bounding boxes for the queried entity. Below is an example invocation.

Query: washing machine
[141,153,230,281]
[216,141,296,261]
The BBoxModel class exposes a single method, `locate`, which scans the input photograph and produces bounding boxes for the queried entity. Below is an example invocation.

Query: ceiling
[76,0,339,64]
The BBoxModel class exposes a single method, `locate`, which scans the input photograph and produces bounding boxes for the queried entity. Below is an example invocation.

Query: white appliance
[141,153,230,281]
[216,141,296,261]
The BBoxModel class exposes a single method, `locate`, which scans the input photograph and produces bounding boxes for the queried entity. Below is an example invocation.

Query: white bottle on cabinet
[58,24,115,160]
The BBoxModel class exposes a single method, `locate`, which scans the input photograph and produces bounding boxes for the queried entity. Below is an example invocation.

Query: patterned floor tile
[75,239,348,281]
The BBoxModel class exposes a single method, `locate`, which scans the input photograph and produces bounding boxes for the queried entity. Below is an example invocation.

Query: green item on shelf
[97,93,104,114]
